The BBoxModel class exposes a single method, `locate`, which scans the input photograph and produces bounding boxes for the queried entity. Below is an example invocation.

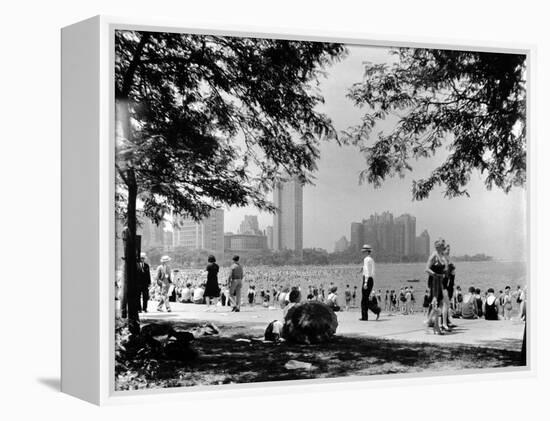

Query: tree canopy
[345,48,526,200]
[114,30,346,332]
[115,31,346,225]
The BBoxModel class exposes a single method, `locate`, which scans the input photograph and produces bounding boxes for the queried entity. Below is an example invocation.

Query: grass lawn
[115,318,523,390]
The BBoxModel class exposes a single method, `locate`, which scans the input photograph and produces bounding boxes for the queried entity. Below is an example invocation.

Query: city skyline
[138,45,526,261]
[224,45,526,261]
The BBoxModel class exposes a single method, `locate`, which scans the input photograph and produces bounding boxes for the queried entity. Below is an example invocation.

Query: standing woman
[203,255,220,310]
[425,238,448,334]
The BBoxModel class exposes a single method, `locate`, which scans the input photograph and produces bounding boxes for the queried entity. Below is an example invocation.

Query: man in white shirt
[360,244,380,321]
[180,283,192,303]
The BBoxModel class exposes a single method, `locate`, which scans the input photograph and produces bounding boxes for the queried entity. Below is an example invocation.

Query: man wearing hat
[360,244,380,321]
[156,255,173,312]
[137,252,151,313]
[228,255,244,312]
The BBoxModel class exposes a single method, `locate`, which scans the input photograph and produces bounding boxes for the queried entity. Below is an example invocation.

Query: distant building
[172,208,224,260]
[350,222,364,251]
[273,178,303,254]
[140,218,165,250]
[415,229,430,258]
[350,211,420,259]
[225,233,268,252]
[395,214,416,257]
[266,225,274,249]
[163,230,173,250]
[334,236,349,253]
[238,215,261,235]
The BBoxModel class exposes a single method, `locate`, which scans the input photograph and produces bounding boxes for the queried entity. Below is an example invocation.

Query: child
[405,287,412,315]
[344,284,352,311]
[422,289,430,315]
[390,290,397,313]
[455,286,463,314]
[352,286,357,307]
[399,288,406,313]
[368,290,381,320]
[247,284,256,306]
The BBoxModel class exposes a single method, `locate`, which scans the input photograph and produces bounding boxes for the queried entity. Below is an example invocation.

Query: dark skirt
[204,278,220,298]
[428,274,444,305]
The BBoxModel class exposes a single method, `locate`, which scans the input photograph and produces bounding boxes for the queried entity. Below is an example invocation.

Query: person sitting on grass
[265,288,302,342]
[326,286,341,312]
[475,288,484,317]
[193,283,205,304]
[180,283,192,303]
[460,287,478,319]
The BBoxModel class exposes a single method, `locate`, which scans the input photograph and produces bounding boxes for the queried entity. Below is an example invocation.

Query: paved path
[139,301,525,351]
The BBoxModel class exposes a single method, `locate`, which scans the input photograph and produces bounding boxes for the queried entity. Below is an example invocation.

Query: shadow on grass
[115,319,524,390]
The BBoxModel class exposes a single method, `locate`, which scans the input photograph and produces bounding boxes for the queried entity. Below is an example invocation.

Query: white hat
[160,255,171,263]
[361,244,372,252]
[140,252,147,258]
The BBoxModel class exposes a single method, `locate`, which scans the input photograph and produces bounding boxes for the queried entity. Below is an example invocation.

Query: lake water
[188,260,527,297]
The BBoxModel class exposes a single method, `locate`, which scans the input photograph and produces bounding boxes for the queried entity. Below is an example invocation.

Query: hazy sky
[224,45,527,261]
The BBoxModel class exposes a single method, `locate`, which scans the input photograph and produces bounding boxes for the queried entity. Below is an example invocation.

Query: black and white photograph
[113,29,528,391]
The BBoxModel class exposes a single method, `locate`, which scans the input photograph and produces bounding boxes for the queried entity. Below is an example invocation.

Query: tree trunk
[116,96,140,335]
[125,169,140,335]
[116,33,150,335]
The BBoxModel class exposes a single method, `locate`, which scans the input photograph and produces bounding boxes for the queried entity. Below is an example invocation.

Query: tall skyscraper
[394,214,416,256]
[415,229,431,257]
[273,178,303,254]
[350,222,364,251]
[172,208,224,259]
[266,225,274,250]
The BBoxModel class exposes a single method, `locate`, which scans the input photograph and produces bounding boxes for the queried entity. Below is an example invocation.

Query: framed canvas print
[61,16,532,405]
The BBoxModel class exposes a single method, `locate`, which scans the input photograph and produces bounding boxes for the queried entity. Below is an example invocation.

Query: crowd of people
[121,244,526,335]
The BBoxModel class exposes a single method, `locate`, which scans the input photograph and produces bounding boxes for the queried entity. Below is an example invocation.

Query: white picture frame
[61,15,534,405]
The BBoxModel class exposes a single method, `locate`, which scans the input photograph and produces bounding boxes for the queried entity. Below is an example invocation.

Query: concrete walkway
[140,301,525,352]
